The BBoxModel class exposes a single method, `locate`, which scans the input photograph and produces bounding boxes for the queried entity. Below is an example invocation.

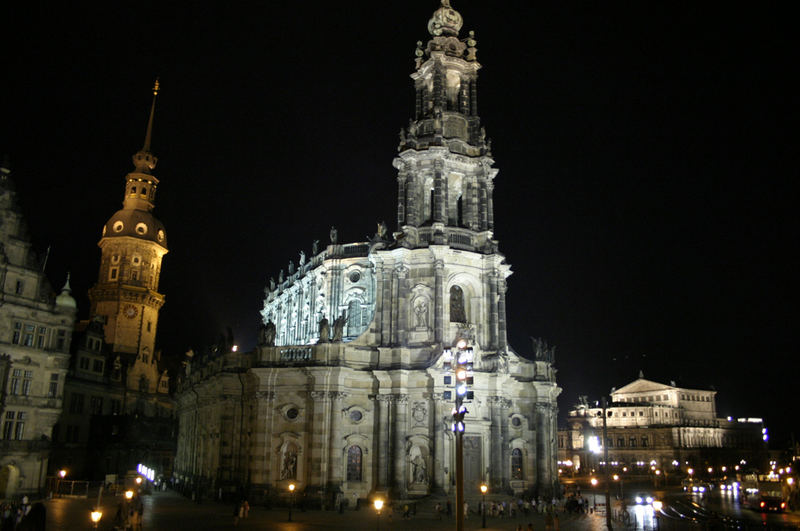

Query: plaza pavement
[42,490,616,530]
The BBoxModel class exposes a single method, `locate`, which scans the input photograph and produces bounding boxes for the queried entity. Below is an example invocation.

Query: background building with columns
[175,1,561,504]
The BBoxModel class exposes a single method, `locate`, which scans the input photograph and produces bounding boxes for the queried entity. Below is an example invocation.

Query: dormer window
[131,186,136,194]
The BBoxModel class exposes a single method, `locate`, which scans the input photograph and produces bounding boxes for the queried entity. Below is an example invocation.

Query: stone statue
[312,239,319,255]
[332,312,347,342]
[298,250,306,266]
[411,454,427,483]
[531,337,555,363]
[263,320,276,346]
[330,226,338,244]
[377,220,388,239]
[278,269,284,283]
[318,317,330,343]
[269,277,276,291]
[281,448,297,480]
[480,127,486,143]
[288,260,295,275]
[414,298,429,328]
[408,119,418,138]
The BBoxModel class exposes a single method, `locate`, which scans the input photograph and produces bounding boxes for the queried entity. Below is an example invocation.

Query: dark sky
[2,3,795,445]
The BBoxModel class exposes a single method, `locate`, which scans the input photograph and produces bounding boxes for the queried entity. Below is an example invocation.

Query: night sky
[3,3,795,444]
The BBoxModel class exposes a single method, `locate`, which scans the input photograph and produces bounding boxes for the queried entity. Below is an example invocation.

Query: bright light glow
[788,478,795,485]
[232,345,238,352]
[456,384,467,396]
[288,483,296,492]
[480,484,488,494]
[655,470,661,475]
[135,477,142,485]
[456,339,467,349]
[787,467,792,473]
[125,490,134,500]
[90,510,103,523]
[672,460,679,466]
[590,478,598,486]
[652,500,662,511]
[623,467,628,472]
[721,466,727,472]
[688,468,694,475]
[635,496,643,504]
[613,474,619,481]
[588,436,601,454]
[59,469,67,478]
[707,467,713,473]
[456,369,467,380]
[698,487,706,493]
[374,498,384,511]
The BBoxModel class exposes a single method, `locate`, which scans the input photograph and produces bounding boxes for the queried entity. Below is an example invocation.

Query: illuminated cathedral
[176,1,560,503]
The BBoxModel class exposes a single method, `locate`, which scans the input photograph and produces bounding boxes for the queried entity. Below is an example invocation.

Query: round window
[349,410,363,422]
[113,221,124,233]
[349,271,361,283]
[157,229,165,242]
[512,417,522,427]
[286,407,299,420]
[135,222,148,235]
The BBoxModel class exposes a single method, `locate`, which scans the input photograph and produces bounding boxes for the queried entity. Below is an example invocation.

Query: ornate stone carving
[412,401,427,423]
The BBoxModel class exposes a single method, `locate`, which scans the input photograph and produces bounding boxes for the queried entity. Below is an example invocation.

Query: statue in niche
[531,337,556,363]
[318,317,330,343]
[413,298,429,328]
[288,260,295,275]
[312,239,319,255]
[332,312,347,342]
[411,453,427,484]
[399,128,406,145]
[269,277,276,291]
[281,447,298,480]
[408,118,418,138]
[449,285,466,323]
[278,270,284,283]
[298,250,306,266]
[330,226,338,244]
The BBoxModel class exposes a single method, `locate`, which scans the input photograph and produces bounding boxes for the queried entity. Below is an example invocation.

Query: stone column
[392,394,409,496]
[478,180,488,231]
[390,268,400,345]
[433,162,444,223]
[488,272,498,350]
[498,279,508,350]
[309,390,332,490]
[487,182,495,230]
[396,266,409,346]
[375,394,392,489]
[328,392,348,488]
[381,263,392,346]
[470,79,478,116]
[397,172,407,227]
[535,403,555,496]
[434,260,444,343]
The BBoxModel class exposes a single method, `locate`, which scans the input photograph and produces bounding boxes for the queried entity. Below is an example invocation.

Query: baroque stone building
[51,83,176,481]
[558,376,768,477]
[176,1,561,503]
[0,161,77,497]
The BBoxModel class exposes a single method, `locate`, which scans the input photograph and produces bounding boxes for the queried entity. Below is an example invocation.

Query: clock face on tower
[123,304,138,319]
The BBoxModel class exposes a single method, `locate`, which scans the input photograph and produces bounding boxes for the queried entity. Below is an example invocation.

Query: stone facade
[0,162,77,497]
[176,1,561,504]
[51,83,175,481]
[558,376,767,476]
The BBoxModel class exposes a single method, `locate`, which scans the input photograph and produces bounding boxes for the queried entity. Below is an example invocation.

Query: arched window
[511,448,523,480]
[449,285,466,323]
[347,445,362,481]
[347,299,362,337]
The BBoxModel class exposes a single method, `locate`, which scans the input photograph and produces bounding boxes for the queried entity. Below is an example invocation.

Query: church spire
[142,78,159,153]
[132,79,160,175]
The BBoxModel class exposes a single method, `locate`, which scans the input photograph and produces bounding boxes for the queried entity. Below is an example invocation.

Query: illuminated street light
[374,498,384,531]
[90,509,102,529]
[480,484,488,528]
[124,490,134,500]
[135,477,142,485]
[59,469,67,479]
[788,478,795,486]
[288,483,296,522]
[688,468,694,476]
[591,477,598,486]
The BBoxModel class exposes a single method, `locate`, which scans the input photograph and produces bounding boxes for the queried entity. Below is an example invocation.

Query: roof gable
[613,378,674,395]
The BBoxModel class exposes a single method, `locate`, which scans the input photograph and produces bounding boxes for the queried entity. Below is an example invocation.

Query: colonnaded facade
[175,1,561,504]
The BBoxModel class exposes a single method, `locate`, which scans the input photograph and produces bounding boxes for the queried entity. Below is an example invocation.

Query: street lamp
[56,469,67,498]
[90,509,103,529]
[480,484,488,528]
[125,490,134,501]
[288,483,296,522]
[373,498,384,531]
[652,500,663,530]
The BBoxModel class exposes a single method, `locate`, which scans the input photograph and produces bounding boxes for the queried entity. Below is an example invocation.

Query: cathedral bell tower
[395,0,497,247]
[88,80,168,393]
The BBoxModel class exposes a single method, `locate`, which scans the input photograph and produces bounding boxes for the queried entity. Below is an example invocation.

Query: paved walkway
[41,490,615,530]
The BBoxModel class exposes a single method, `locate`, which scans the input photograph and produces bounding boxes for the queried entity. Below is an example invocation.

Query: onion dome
[102,209,168,249]
[56,273,77,309]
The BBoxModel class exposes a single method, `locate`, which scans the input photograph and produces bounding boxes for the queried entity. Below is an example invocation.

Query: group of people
[1,497,46,530]
[112,495,144,530]
[478,496,560,518]
[232,499,250,526]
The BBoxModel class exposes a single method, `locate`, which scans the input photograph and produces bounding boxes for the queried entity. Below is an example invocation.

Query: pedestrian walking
[446,499,452,516]
[463,501,469,520]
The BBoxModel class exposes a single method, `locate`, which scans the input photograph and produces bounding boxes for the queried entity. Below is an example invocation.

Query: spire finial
[142,77,160,153]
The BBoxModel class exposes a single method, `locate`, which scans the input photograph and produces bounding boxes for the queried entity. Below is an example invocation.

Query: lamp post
[288,483,296,522]
[480,484,487,528]
[90,509,103,529]
[652,500,663,530]
[57,469,66,498]
[373,498,384,531]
